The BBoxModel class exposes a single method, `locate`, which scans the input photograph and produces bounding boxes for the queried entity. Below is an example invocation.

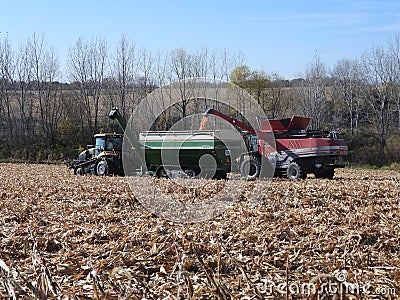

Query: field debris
[0,163,399,299]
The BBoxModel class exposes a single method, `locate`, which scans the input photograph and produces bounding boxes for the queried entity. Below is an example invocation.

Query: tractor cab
[94,133,123,156]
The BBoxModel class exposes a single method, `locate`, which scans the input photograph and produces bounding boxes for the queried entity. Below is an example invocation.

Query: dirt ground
[0,163,399,299]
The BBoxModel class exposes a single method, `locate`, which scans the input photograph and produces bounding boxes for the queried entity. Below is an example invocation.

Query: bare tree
[230,50,246,81]
[0,34,64,158]
[0,34,16,144]
[332,58,363,134]
[107,35,136,119]
[28,33,63,148]
[388,34,400,130]
[136,46,155,101]
[151,52,170,129]
[168,48,194,120]
[360,46,397,153]
[68,37,108,135]
[293,53,329,129]
[154,51,167,88]
[208,49,219,82]
[191,46,208,79]
[15,40,36,150]
[267,73,291,118]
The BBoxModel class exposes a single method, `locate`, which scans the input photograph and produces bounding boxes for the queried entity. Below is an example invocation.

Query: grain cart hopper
[203,108,348,180]
[108,107,232,179]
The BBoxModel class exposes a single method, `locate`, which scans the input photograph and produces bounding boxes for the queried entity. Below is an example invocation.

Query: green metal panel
[139,130,231,173]
[141,140,215,149]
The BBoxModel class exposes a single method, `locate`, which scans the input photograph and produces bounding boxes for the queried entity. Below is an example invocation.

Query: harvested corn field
[0,163,399,299]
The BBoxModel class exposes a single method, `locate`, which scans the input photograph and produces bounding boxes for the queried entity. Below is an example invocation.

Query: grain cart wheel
[240,156,261,181]
[184,169,196,178]
[286,162,306,180]
[95,160,109,176]
[213,170,227,180]
[314,168,334,179]
[156,166,169,178]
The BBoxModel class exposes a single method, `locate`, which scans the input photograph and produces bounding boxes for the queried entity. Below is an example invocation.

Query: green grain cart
[109,107,232,179]
[139,130,231,179]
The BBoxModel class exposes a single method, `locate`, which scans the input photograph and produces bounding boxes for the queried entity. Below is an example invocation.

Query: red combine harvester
[203,108,348,180]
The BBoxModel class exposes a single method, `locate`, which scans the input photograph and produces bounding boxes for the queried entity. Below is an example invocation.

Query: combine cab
[70,133,124,176]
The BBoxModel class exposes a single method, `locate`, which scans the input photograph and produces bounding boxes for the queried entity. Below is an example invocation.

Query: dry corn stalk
[0,163,398,299]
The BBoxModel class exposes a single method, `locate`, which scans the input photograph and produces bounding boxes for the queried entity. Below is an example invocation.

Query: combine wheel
[286,162,306,180]
[240,156,261,181]
[96,160,109,176]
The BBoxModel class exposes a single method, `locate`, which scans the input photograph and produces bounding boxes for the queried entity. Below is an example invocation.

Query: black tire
[96,160,109,176]
[314,168,334,179]
[74,166,84,175]
[286,162,306,180]
[240,156,261,181]
[184,169,196,178]
[213,170,227,180]
[156,166,168,178]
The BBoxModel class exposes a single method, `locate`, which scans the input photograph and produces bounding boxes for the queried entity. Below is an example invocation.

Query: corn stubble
[0,163,399,299]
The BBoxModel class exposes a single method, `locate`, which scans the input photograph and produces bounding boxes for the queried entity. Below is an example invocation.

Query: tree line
[1,33,400,166]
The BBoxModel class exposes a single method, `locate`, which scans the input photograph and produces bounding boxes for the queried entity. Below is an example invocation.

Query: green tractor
[70,133,124,176]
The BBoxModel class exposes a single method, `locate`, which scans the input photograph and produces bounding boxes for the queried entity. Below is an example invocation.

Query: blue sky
[1,0,400,79]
